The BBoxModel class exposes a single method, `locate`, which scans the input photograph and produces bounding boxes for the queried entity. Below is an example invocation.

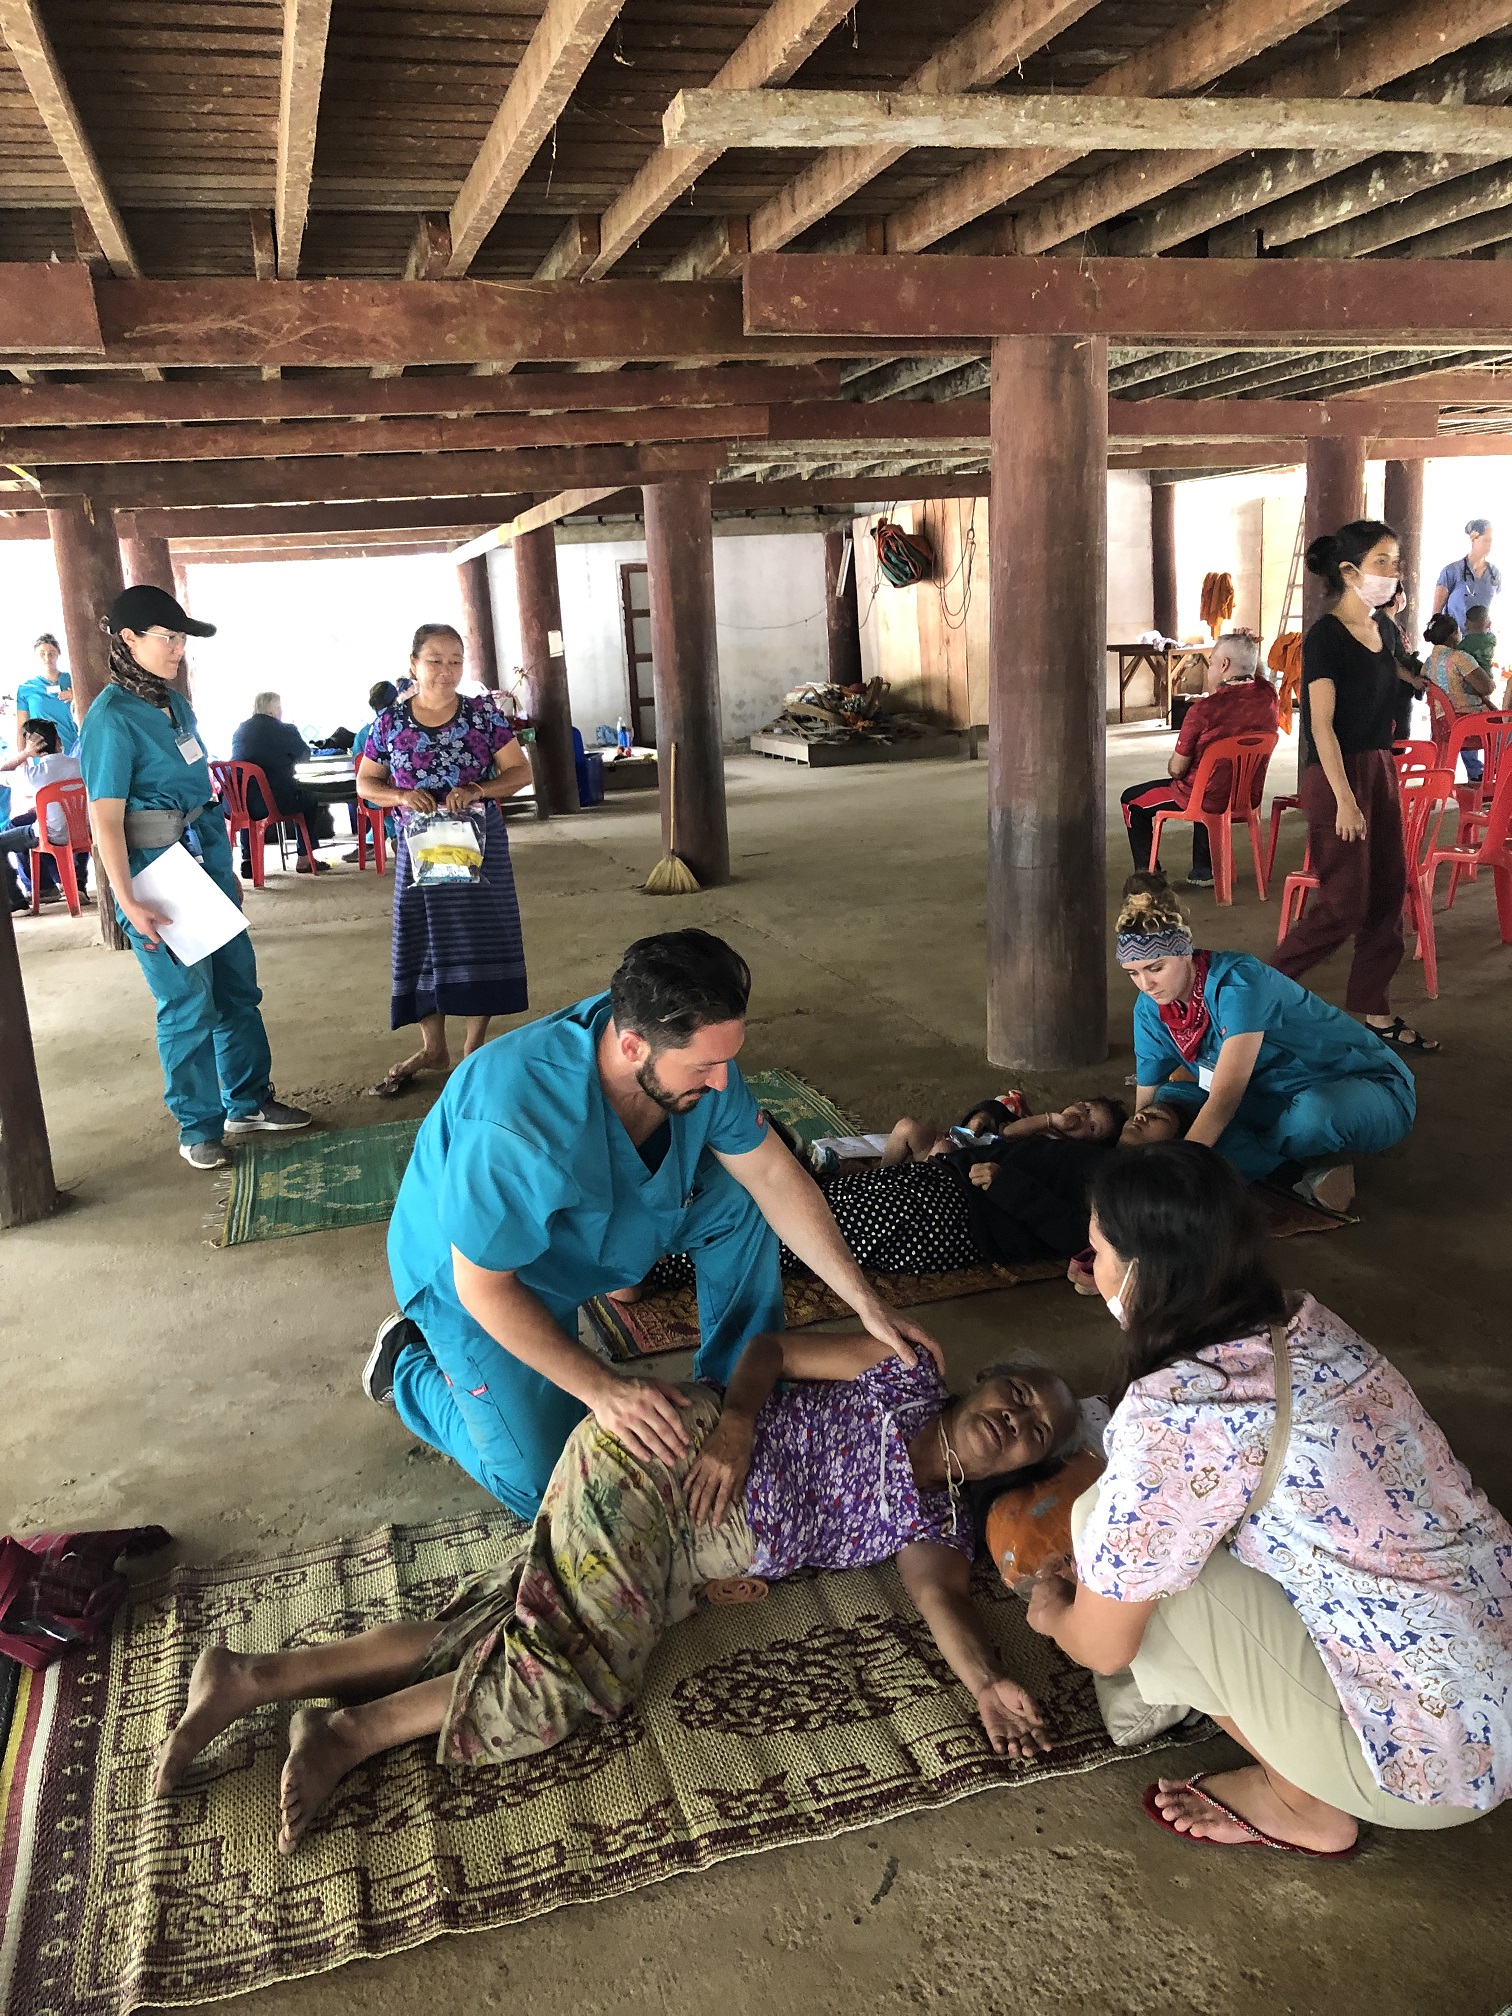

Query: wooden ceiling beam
[667,0,1098,281]
[535,215,601,282]
[1339,367,1512,402]
[172,540,463,563]
[1294,163,1512,260]
[1102,0,1512,258]
[272,0,334,279]
[586,0,857,280]
[667,89,1512,159]
[882,0,1344,255]
[445,0,630,278]
[0,265,102,355]
[126,499,535,540]
[744,254,1512,346]
[1386,210,1512,262]
[451,487,624,560]
[764,396,1439,444]
[2,405,767,468]
[1223,155,1487,256]
[0,0,140,276]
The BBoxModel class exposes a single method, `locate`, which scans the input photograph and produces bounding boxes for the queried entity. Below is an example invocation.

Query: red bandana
[1158,950,1212,1065]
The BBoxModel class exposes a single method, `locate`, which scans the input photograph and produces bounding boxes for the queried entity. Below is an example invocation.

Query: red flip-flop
[1142,1773,1358,1859]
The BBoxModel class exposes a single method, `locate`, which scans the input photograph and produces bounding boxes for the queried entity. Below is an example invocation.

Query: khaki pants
[1073,1487,1479,1831]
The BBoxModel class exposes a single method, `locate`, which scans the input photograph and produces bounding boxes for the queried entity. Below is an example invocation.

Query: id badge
[1197,1065,1215,1091]
[176,731,205,764]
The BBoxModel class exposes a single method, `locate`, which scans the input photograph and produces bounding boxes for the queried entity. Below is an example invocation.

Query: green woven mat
[217,1071,850,1247]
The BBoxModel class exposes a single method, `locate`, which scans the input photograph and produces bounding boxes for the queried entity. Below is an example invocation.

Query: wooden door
[619,562,656,746]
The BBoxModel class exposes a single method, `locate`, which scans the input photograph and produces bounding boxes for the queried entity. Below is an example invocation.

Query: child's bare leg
[280,1675,452,1854]
[154,1621,442,1796]
[881,1117,939,1166]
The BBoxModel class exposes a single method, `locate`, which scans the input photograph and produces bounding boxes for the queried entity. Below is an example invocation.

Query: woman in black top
[1272,520,1437,1052]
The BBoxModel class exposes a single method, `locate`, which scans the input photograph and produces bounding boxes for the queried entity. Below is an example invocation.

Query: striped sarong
[390,801,528,1027]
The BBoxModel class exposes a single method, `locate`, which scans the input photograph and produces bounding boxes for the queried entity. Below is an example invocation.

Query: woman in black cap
[78,585,311,1170]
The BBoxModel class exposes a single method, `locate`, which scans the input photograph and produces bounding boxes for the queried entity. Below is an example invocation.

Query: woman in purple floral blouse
[358,623,534,1096]
[154,1331,1083,1853]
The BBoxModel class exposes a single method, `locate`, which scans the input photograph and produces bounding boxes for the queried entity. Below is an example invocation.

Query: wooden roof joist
[124,500,534,541]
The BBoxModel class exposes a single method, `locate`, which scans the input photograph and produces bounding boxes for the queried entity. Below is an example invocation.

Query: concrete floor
[6,727,1511,2015]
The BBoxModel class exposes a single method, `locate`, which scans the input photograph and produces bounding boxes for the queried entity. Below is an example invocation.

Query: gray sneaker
[362,1311,422,1407]
[224,1094,313,1136]
[180,1140,231,1171]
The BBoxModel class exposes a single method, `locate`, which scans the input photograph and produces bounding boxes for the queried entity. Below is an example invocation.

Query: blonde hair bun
[1115,871,1189,937]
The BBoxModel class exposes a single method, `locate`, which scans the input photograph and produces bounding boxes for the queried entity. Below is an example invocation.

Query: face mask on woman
[1105,1260,1135,1328]
[1346,568,1399,609]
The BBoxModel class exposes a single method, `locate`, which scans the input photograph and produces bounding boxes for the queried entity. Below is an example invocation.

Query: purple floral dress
[365,693,527,1028]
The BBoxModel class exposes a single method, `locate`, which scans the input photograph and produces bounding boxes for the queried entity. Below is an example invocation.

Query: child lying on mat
[154,1334,1082,1854]
[809,1092,1120,1174]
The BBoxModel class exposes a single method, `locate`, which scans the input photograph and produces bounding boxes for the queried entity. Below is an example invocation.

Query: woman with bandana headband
[1115,874,1414,1215]
[1272,518,1438,1054]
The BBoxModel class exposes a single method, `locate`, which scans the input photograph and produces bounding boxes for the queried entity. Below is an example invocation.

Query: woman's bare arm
[1026,1568,1158,1676]
[1307,680,1365,842]
[898,1543,1049,1757]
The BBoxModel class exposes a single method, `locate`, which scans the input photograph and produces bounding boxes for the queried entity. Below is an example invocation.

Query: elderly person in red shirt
[1120,632,1278,889]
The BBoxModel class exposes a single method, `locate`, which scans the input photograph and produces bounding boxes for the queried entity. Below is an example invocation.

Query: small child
[1461,604,1497,680]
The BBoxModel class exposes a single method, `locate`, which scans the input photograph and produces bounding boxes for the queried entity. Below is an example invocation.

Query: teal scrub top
[1136,949,1414,1119]
[77,683,234,890]
[16,673,78,753]
[388,992,768,1328]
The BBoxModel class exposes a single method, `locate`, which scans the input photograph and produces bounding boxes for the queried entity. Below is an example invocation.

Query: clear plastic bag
[406,809,485,888]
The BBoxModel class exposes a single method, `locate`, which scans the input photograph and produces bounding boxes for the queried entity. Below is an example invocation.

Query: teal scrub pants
[392,1164,783,1517]
[1159,1071,1415,1184]
[125,919,273,1145]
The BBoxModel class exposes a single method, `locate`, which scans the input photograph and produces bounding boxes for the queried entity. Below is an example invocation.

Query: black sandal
[1368,1016,1440,1055]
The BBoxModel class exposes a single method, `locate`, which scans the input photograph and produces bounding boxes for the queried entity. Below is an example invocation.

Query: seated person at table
[230,692,334,874]
[1116,873,1414,1214]
[154,1331,1082,1854]
[1120,633,1277,889]
[0,720,86,909]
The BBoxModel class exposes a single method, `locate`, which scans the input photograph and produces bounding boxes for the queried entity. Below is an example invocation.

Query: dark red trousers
[1272,749,1405,1015]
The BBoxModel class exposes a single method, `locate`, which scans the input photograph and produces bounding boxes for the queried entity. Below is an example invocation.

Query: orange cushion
[984,1448,1107,1592]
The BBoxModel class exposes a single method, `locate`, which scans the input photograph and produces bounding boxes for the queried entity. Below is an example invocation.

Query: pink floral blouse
[1075,1296,1512,1810]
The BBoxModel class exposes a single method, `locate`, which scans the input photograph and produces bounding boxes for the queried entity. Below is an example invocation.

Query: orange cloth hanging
[1199,571,1236,632]
[1268,631,1304,734]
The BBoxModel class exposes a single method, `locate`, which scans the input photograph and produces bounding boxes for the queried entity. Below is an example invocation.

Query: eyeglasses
[141,629,188,645]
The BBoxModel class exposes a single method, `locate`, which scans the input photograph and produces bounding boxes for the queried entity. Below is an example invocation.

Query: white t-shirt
[14,752,82,841]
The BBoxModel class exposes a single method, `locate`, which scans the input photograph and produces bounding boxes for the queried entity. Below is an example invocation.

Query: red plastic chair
[353,800,387,874]
[1448,710,1512,819]
[1150,731,1278,905]
[1426,681,1456,754]
[1426,759,1512,930]
[1263,793,1302,886]
[28,779,91,918]
[211,759,314,886]
[1393,739,1439,777]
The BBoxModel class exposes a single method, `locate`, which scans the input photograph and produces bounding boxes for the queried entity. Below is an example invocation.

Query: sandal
[1142,1774,1358,1859]
[1367,1016,1440,1055]
[367,1065,422,1099]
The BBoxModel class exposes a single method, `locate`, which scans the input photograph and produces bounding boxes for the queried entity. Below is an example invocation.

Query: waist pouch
[123,804,206,850]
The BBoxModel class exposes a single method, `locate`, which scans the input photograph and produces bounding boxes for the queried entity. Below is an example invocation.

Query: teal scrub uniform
[16,673,79,754]
[78,684,273,1146]
[387,992,784,1516]
[1135,950,1415,1182]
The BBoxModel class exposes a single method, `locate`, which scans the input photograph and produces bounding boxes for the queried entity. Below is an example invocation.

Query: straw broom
[643,743,702,895]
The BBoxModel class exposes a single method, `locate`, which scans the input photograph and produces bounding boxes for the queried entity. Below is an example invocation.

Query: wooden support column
[824,526,862,686]
[456,551,501,691]
[987,334,1108,1071]
[1383,457,1425,637]
[47,495,128,948]
[1302,437,1366,631]
[1151,480,1178,639]
[168,554,197,700]
[642,477,729,889]
[512,528,579,818]
[0,900,58,1227]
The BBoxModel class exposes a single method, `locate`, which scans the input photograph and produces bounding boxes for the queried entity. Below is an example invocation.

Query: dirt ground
[5,727,1510,2016]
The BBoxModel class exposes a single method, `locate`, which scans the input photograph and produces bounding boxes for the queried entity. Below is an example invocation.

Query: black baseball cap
[105,584,217,638]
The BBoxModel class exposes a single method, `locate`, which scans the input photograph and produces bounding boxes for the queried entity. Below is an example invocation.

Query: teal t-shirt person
[15,635,78,754]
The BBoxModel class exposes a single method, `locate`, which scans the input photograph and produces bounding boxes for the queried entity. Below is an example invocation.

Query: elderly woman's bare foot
[368,1047,448,1099]
[278,1707,365,1854]
[1152,1767,1358,1854]
[154,1646,267,1795]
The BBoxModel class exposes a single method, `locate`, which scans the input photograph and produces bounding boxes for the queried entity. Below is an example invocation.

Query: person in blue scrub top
[79,585,313,1172]
[1114,875,1414,1217]
[363,929,941,1519]
[16,634,79,754]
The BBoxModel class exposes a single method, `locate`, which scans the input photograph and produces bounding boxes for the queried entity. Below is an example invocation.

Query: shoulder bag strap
[1244,1321,1293,1527]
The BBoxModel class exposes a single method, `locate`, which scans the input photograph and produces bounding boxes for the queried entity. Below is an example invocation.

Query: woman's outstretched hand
[686,1413,754,1526]
[974,1677,1051,1758]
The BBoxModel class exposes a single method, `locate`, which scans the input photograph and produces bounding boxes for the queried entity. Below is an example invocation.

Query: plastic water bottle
[616,716,631,754]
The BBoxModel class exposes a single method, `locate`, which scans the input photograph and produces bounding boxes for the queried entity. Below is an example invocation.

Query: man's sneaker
[224,1095,313,1136]
[1185,870,1216,889]
[363,1312,422,1407]
[180,1140,231,1171]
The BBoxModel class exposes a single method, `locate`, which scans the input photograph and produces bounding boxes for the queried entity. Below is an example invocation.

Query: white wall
[487,528,829,743]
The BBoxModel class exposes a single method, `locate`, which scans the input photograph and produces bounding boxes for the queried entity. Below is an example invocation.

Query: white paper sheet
[130,843,250,965]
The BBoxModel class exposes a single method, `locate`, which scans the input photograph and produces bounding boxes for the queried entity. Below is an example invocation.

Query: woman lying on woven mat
[154,1334,1082,1854]
[1028,1141,1512,1858]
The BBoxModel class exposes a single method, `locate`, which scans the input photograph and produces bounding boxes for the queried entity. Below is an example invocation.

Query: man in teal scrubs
[366,929,938,1518]
[15,635,79,754]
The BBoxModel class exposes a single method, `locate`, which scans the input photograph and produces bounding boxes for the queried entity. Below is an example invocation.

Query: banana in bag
[406,809,485,887]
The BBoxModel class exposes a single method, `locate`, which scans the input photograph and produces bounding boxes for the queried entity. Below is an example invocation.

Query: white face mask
[1347,568,1399,610]
[1105,1260,1136,1328]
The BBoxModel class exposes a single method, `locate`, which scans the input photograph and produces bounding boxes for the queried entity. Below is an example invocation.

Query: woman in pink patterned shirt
[1028,1141,1512,1858]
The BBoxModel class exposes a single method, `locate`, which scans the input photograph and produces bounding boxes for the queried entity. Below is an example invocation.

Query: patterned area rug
[0,1515,1195,2015]
[216,1070,850,1247]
